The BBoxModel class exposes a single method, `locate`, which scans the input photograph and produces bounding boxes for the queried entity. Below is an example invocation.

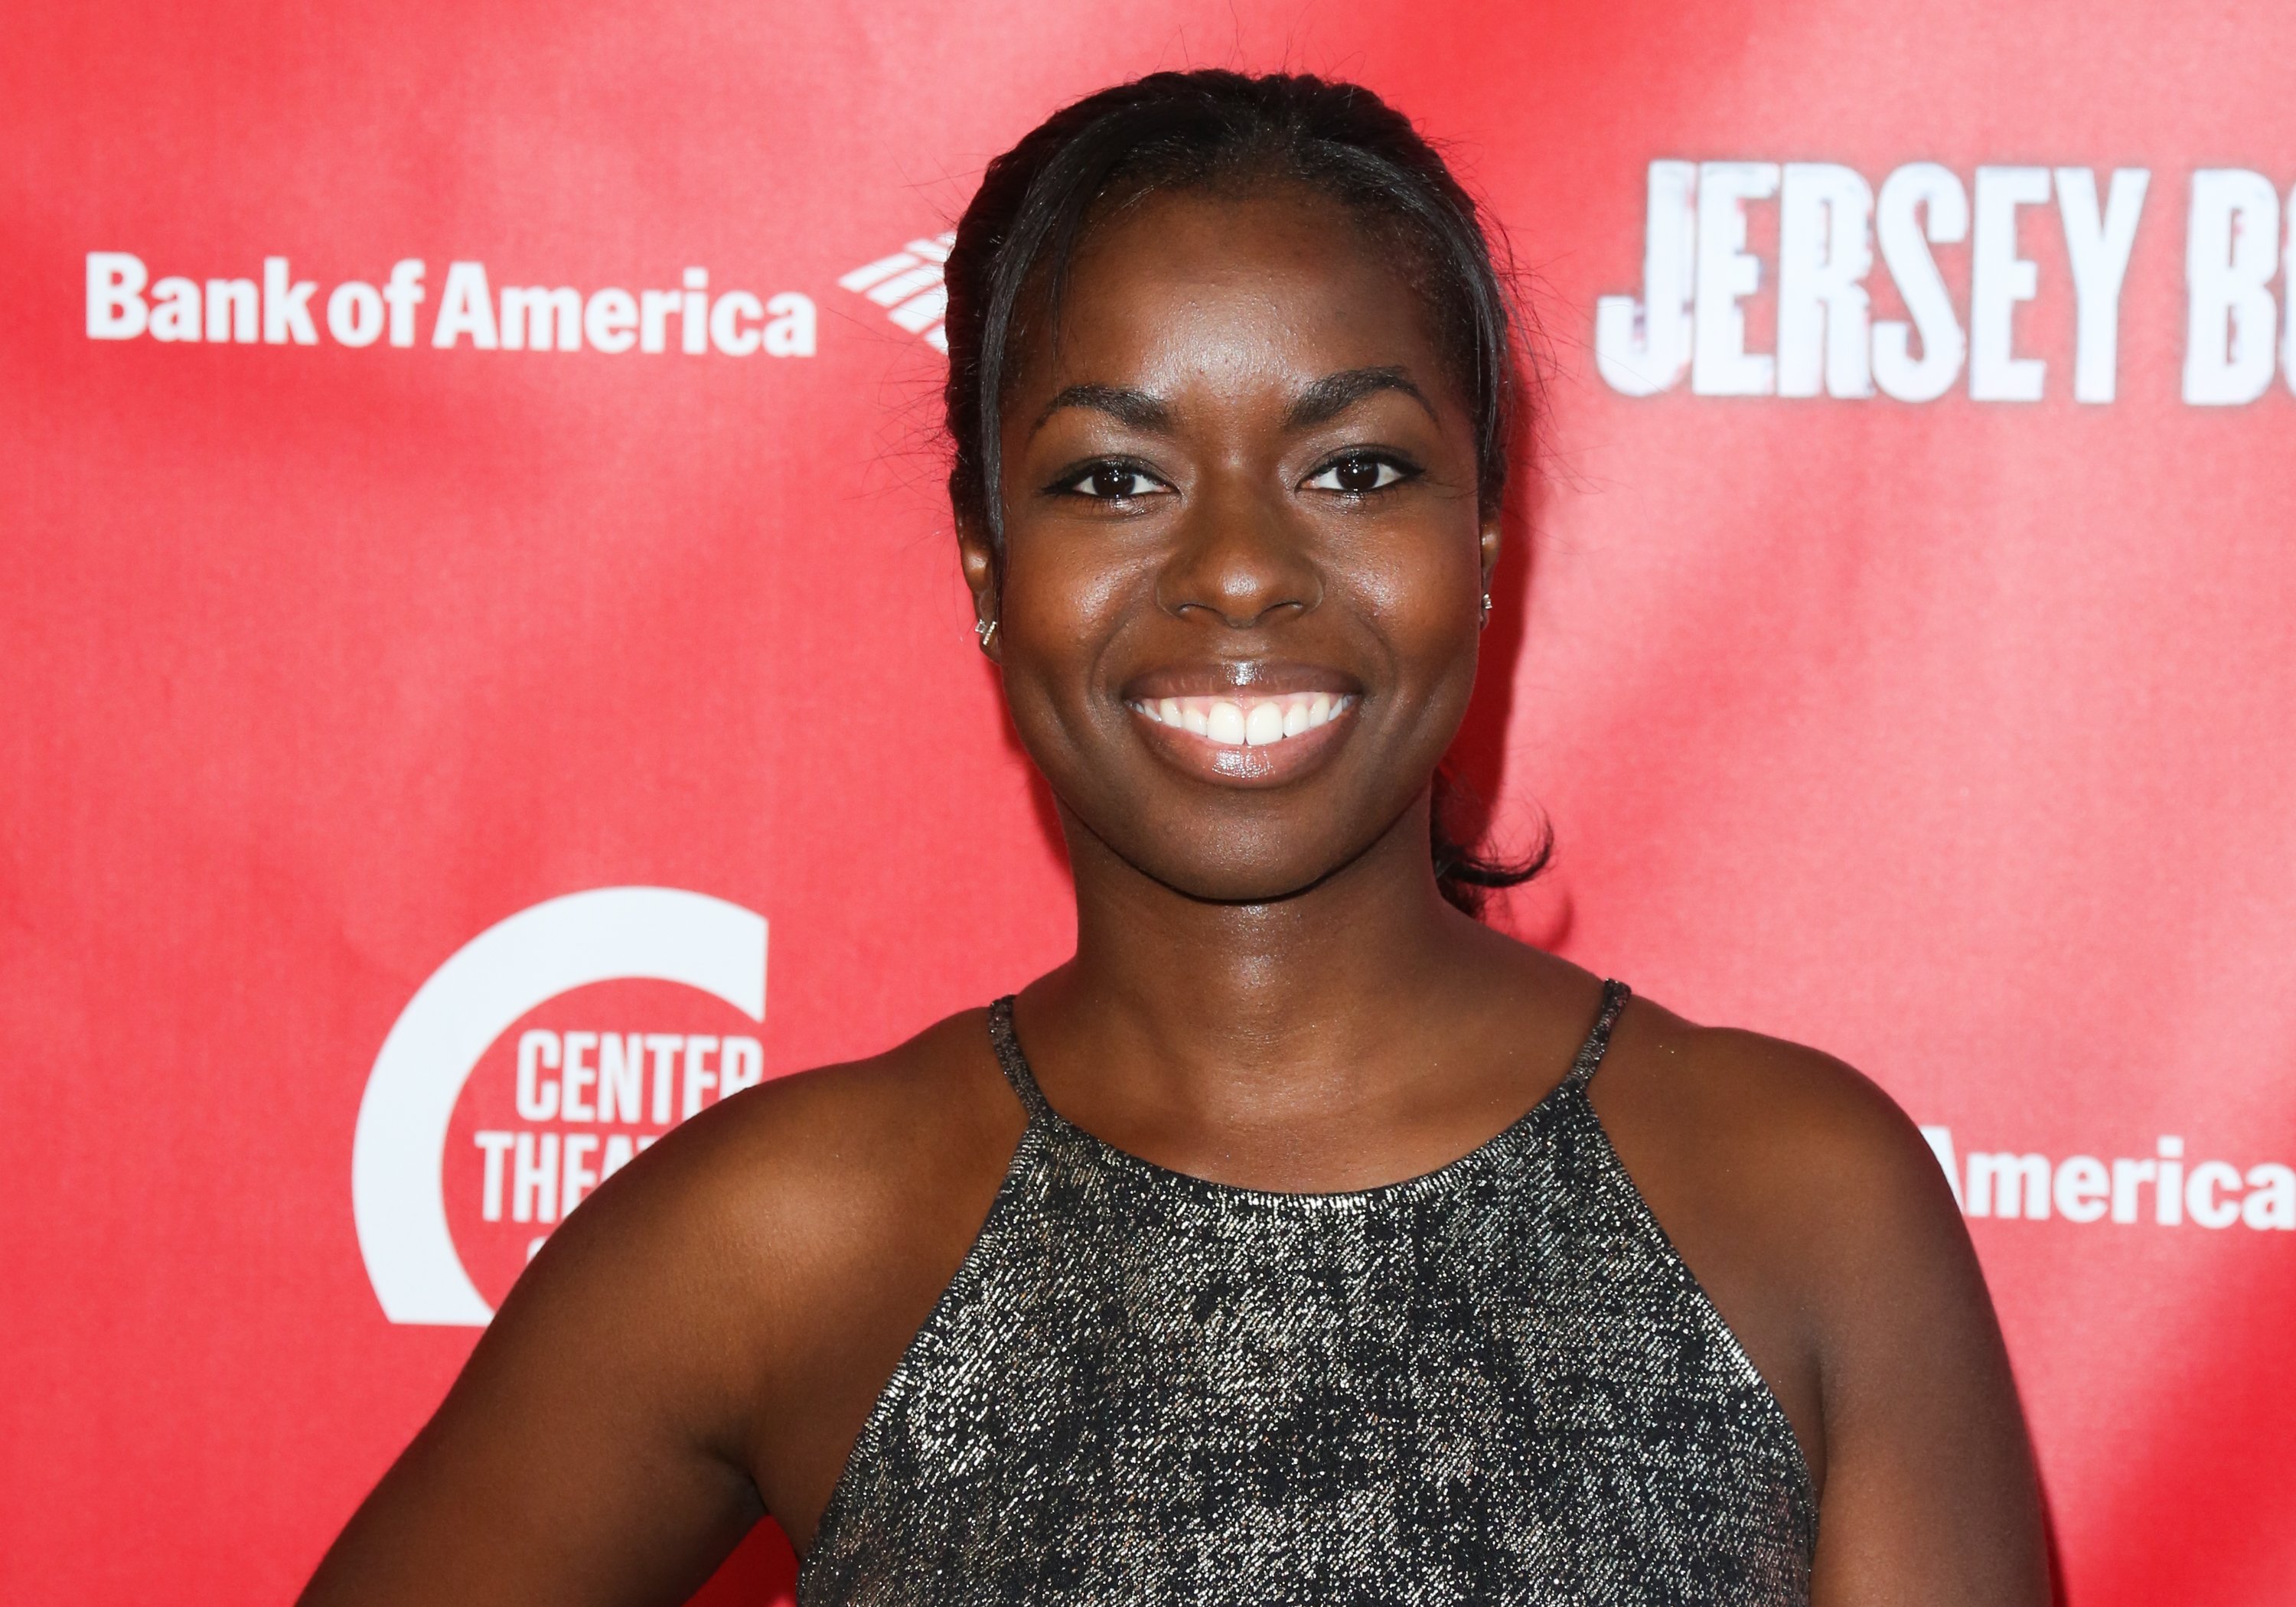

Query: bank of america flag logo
[839,233,953,353]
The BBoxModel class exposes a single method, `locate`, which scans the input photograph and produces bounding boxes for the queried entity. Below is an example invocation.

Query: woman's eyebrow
[1286,367,1436,430]
[1032,383,1174,435]
[1029,368,1433,437]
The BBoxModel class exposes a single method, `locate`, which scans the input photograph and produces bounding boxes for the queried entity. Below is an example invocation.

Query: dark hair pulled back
[943,69,1547,916]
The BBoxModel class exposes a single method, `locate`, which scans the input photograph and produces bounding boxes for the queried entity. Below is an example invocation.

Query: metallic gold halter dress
[800,982,1816,1605]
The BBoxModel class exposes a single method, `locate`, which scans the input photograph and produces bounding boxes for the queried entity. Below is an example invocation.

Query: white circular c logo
[351,887,768,1325]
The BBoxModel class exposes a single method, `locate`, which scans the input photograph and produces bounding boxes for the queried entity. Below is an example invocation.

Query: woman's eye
[1306,455,1409,494]
[1065,463,1162,500]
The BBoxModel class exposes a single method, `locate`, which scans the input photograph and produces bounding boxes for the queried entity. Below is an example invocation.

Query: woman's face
[969,184,1497,905]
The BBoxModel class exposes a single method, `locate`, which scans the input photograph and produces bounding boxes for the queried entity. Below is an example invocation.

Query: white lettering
[763,292,815,357]
[1777,162,1874,398]
[1692,161,1779,396]
[682,268,709,355]
[1968,1152,2052,1220]
[1595,161,1698,396]
[2187,1160,2244,1229]
[1873,163,1968,403]
[559,1030,598,1122]
[149,276,202,342]
[514,1028,560,1121]
[2110,1156,2156,1224]
[682,1035,719,1120]
[80,253,797,363]
[2054,1155,2109,1223]
[2155,1135,2184,1225]
[2286,183,2296,396]
[2183,168,2279,404]
[709,290,765,356]
[598,1032,645,1123]
[584,288,638,354]
[383,259,426,348]
[432,261,500,350]
[720,1035,764,1098]
[639,288,680,354]
[2246,1163,2296,1229]
[1935,1133,2290,1233]
[647,1032,681,1124]
[326,281,385,347]
[2055,167,2151,403]
[263,256,318,345]
[501,285,582,352]
[474,1130,516,1222]
[512,1130,559,1224]
[561,1133,602,1218]
[207,278,256,343]
[1969,166,2050,401]
[86,252,148,339]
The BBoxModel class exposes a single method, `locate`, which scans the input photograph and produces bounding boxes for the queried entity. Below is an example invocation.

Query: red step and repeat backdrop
[5,1,2293,1601]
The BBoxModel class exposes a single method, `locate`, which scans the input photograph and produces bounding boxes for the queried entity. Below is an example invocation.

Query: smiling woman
[301,71,2050,1607]
[949,72,1538,910]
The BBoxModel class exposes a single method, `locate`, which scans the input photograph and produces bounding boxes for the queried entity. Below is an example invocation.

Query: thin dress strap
[1558,979,1632,1094]
[985,996,1052,1122]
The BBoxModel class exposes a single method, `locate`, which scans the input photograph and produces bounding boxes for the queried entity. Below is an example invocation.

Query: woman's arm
[298,1113,782,1607]
[1794,1077,2052,1605]
[298,1019,1020,1606]
[1597,1010,2051,1605]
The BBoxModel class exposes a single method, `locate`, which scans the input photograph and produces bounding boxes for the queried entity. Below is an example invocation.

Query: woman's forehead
[1014,187,1456,408]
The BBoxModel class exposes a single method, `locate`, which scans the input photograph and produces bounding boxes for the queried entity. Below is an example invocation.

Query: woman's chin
[1094,820,1404,909]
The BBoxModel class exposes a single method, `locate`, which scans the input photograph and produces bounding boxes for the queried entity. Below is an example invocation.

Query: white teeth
[1134,690,1354,748]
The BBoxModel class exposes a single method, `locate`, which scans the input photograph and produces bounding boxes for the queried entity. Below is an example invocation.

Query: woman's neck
[1025,790,1511,1130]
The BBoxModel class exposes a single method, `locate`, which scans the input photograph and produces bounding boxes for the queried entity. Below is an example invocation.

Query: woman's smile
[1124,684,1361,786]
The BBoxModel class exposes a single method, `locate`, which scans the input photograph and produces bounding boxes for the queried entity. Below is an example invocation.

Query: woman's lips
[1125,691,1358,785]
[1122,661,1357,702]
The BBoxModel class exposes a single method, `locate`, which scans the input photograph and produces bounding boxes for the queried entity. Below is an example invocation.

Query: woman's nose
[1156,475,1321,629]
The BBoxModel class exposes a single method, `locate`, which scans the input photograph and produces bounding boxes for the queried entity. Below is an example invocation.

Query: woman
[305,71,2048,1605]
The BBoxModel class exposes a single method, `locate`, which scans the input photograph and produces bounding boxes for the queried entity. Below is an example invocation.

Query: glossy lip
[1124,693,1359,787]
[1121,660,1359,703]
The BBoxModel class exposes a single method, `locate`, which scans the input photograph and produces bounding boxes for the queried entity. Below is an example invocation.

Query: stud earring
[1479,592,1492,629]
[976,618,998,649]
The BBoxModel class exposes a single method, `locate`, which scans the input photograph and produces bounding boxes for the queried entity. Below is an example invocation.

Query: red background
[5,2,2293,1601]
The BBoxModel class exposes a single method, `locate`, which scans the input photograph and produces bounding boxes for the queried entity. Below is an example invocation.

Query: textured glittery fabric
[800,982,1815,1605]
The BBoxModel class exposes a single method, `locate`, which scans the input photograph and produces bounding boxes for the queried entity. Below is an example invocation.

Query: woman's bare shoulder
[300,1010,1030,1603]
[532,1005,1025,1329]
[461,1006,1028,1485]
[1587,991,2000,1504]
[1596,993,1965,1264]
[1591,1001,2044,1596]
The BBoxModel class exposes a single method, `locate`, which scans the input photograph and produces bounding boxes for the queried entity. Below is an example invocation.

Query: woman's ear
[957,518,1003,661]
[1479,520,1502,593]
